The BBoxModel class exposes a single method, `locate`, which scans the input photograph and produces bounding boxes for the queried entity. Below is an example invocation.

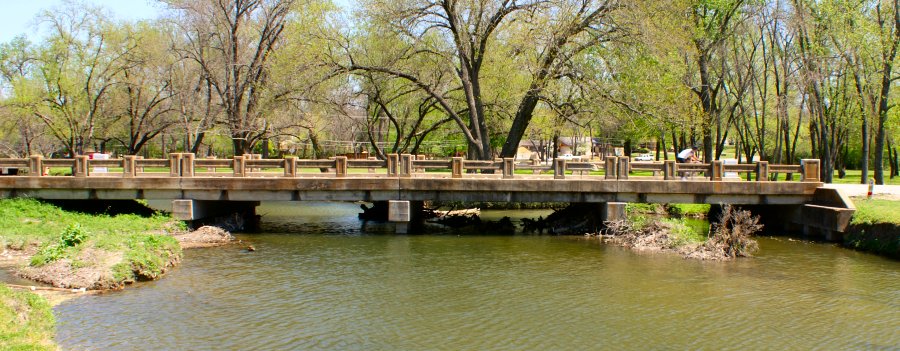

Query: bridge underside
[0,177,821,205]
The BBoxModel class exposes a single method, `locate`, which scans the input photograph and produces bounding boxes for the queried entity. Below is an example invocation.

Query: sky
[0,0,163,43]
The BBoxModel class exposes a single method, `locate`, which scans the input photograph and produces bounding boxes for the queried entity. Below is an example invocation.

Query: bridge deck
[0,154,823,205]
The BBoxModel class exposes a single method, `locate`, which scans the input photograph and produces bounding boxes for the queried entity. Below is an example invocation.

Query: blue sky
[0,0,163,43]
[0,0,353,44]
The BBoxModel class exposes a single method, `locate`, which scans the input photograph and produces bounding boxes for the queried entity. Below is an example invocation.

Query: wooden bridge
[0,154,852,238]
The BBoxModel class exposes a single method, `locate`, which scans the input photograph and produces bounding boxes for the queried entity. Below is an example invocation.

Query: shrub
[706,205,762,258]
[30,224,89,266]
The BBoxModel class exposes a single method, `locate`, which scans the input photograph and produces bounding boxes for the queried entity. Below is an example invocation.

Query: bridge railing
[0,154,821,182]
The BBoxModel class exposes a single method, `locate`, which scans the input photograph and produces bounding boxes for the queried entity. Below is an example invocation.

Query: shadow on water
[51,201,900,351]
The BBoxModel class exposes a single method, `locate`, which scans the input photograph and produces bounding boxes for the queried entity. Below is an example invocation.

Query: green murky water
[54,202,900,350]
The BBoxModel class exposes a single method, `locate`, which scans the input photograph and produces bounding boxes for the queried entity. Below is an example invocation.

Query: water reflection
[54,202,900,350]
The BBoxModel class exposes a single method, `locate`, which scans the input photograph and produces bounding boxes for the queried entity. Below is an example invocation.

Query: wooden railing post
[233,156,245,177]
[710,160,724,181]
[451,157,463,178]
[168,153,182,177]
[554,158,566,179]
[123,156,137,178]
[181,153,195,177]
[284,157,297,177]
[502,158,515,179]
[74,155,89,177]
[617,156,630,179]
[29,155,43,177]
[334,156,348,177]
[801,159,820,182]
[605,156,618,180]
[755,161,769,182]
[400,154,413,178]
[387,154,399,176]
[663,160,676,180]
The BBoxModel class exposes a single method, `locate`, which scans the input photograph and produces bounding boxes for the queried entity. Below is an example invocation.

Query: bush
[30,224,89,266]
[706,205,762,258]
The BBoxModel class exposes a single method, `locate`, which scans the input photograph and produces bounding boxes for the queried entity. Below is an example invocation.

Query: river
[54,202,900,350]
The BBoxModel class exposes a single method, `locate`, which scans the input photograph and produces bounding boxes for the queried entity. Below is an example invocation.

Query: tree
[164,0,298,155]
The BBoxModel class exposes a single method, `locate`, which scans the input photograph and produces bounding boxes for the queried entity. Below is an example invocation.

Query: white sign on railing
[90,153,109,173]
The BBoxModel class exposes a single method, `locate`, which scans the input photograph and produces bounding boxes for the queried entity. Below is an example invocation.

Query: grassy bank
[0,283,56,350]
[844,199,900,259]
[0,198,183,289]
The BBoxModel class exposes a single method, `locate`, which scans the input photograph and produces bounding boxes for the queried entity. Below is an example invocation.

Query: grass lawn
[0,199,183,287]
[0,284,55,350]
[850,199,900,225]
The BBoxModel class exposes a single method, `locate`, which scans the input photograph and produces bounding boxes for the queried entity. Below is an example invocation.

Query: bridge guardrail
[4,154,821,183]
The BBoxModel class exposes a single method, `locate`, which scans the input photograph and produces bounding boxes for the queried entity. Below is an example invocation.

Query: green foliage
[0,284,56,350]
[122,233,181,281]
[665,204,711,217]
[1,199,183,287]
[0,198,174,247]
[30,224,89,266]
[851,199,900,225]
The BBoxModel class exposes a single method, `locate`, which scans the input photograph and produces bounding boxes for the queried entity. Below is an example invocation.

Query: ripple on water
[53,204,900,351]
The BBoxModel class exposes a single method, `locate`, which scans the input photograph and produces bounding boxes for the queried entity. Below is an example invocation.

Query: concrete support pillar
[451,157,463,178]
[554,159,566,179]
[387,200,424,234]
[334,156,348,177]
[617,156,630,179]
[756,161,769,182]
[531,158,540,175]
[387,154,399,177]
[400,154,413,178]
[168,153,182,177]
[181,153,195,178]
[74,155,89,177]
[710,160,724,181]
[284,157,297,177]
[801,159,820,182]
[601,202,627,222]
[123,156,137,178]
[502,158,515,179]
[664,160,676,180]
[29,155,43,177]
[605,156,617,180]
[233,156,246,177]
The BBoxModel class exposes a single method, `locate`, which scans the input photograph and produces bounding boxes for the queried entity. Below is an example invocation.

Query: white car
[633,154,654,161]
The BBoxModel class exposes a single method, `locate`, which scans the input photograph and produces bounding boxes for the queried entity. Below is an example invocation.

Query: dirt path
[823,184,900,200]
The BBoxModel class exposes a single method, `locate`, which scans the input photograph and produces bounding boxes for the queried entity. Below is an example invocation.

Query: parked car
[558,154,582,161]
[633,154,654,161]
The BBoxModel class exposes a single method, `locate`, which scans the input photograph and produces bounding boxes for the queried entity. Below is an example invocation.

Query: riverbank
[600,204,761,260]
[0,198,236,349]
[843,197,900,259]
[0,283,55,350]
[0,198,183,290]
